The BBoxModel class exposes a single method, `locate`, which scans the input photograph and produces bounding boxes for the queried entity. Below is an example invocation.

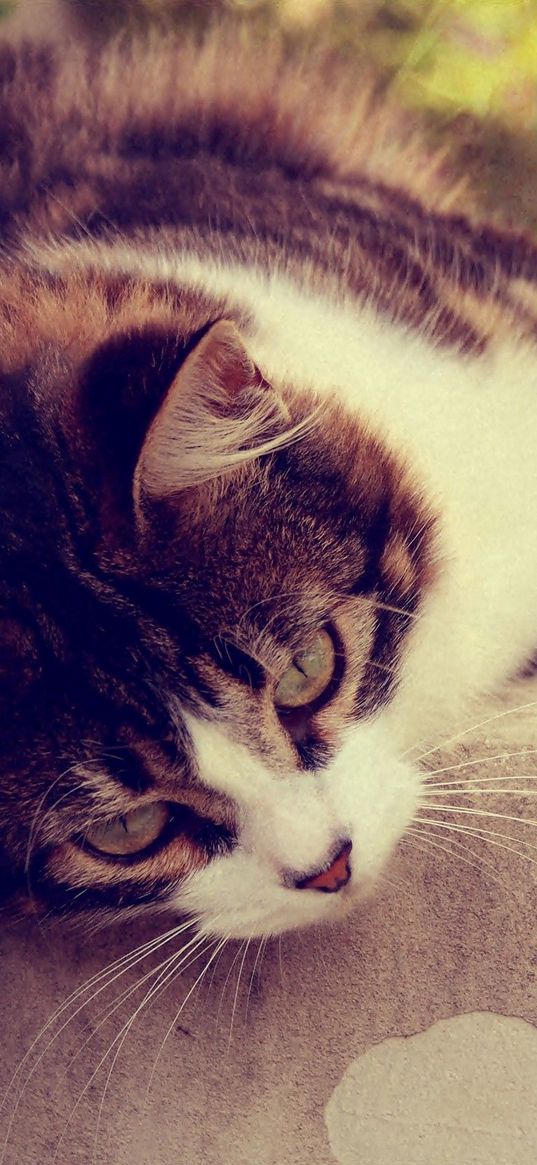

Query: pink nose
[293,841,352,894]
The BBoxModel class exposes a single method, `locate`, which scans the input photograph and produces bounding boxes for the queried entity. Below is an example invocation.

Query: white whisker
[361,596,419,622]
[52,930,215,1164]
[0,920,193,1162]
[417,803,537,832]
[244,937,266,1025]
[278,934,286,991]
[410,698,537,765]
[423,787,537,797]
[228,939,251,1047]
[205,938,228,999]
[215,940,248,1031]
[54,929,203,1103]
[423,748,537,779]
[142,934,230,1115]
[90,930,219,1164]
[24,761,100,876]
[424,774,537,792]
[414,816,537,867]
[403,829,507,888]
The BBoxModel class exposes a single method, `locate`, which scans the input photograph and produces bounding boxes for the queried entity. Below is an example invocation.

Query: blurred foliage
[3,0,537,231]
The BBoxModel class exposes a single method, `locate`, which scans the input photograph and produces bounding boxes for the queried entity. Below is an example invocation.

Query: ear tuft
[133,319,308,516]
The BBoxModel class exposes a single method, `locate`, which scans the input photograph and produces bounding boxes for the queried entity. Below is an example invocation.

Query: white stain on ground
[325,1012,537,1165]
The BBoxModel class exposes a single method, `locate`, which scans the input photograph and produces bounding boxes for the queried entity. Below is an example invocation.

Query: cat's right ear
[132,319,307,528]
[80,318,310,536]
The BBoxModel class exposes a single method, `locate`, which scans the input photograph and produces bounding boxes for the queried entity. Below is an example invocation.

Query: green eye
[84,802,170,857]
[274,629,336,710]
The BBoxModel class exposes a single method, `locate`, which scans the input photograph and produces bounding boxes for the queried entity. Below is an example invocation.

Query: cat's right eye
[274,629,336,711]
[83,802,170,858]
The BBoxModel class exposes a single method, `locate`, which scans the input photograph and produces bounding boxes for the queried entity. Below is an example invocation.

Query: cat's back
[4,29,537,359]
[0,32,384,243]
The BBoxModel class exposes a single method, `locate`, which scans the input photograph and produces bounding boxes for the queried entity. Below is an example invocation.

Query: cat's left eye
[274,629,336,710]
[83,802,170,857]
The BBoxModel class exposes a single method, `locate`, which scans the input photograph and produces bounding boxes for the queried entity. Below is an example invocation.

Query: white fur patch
[176,713,420,939]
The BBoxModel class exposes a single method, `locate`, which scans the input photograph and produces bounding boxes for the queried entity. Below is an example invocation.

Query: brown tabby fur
[2,28,537,921]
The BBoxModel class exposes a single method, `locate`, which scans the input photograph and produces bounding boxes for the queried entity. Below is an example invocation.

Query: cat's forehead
[147,417,434,653]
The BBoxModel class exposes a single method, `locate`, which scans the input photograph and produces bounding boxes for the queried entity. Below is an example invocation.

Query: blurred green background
[5,0,537,231]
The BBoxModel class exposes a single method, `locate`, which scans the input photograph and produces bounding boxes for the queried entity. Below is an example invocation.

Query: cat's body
[1,32,537,939]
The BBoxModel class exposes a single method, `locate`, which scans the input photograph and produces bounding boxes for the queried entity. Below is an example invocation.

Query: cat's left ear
[133,319,292,517]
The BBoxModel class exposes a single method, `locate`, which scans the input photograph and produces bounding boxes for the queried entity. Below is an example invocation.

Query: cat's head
[0,276,436,937]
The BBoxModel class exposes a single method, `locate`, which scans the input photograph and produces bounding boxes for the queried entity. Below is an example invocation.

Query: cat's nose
[290,840,352,893]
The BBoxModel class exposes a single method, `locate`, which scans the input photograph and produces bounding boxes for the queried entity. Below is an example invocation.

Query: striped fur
[1,31,537,937]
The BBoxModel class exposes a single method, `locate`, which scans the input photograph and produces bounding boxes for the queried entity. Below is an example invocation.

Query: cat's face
[0,297,436,938]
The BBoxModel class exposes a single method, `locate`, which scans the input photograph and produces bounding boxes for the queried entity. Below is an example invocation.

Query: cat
[1,27,537,942]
